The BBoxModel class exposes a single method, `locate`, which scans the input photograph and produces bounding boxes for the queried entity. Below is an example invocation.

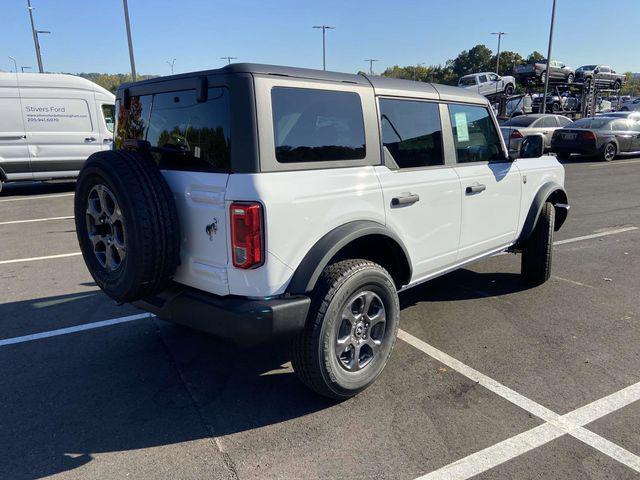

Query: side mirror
[518,134,544,159]
[594,68,600,74]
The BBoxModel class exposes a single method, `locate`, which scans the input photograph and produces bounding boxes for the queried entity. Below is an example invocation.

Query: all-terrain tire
[74,149,180,303]
[521,201,555,286]
[291,259,400,399]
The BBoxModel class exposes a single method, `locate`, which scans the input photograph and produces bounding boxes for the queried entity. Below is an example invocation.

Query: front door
[0,92,32,181]
[375,98,461,281]
[447,103,522,260]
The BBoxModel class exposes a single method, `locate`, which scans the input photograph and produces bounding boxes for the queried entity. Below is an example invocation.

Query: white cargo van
[0,73,115,192]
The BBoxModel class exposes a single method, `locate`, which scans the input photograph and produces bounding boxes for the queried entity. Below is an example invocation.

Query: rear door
[0,86,32,181]
[448,103,521,259]
[477,74,490,95]
[538,115,559,148]
[375,98,461,279]
[611,119,634,152]
[119,87,232,295]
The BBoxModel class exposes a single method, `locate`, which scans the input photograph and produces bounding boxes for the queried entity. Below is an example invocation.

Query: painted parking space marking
[554,226,638,246]
[0,215,74,226]
[399,329,640,479]
[0,192,74,203]
[0,252,81,265]
[0,313,153,347]
[588,159,640,168]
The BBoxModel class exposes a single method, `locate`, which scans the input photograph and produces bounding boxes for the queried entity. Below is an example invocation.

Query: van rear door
[0,82,32,182]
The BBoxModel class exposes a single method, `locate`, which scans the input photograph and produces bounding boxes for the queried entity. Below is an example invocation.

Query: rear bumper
[133,284,311,346]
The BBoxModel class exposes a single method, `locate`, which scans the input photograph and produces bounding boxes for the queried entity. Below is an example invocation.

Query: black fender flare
[518,182,569,243]
[286,220,412,294]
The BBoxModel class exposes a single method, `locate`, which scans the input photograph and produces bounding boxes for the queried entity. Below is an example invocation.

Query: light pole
[166,58,176,74]
[122,0,137,81]
[221,56,237,65]
[364,59,378,75]
[491,32,507,74]
[313,25,334,70]
[541,0,557,114]
[27,0,49,73]
[8,56,17,73]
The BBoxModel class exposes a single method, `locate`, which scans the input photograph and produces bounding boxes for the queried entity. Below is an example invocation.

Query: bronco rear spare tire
[74,150,180,303]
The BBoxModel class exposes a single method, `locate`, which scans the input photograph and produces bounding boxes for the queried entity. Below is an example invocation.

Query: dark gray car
[551,116,640,161]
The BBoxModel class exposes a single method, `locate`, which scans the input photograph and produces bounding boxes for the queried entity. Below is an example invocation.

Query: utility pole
[541,0,557,114]
[27,0,48,73]
[364,59,378,75]
[491,32,507,75]
[122,0,137,81]
[166,58,176,74]
[220,56,237,65]
[8,56,17,73]
[313,25,334,70]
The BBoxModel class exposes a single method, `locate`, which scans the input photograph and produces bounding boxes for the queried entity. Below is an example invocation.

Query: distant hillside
[74,73,158,93]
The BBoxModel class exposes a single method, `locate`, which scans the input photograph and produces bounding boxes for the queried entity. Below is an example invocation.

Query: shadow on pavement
[0,266,530,479]
[0,180,76,198]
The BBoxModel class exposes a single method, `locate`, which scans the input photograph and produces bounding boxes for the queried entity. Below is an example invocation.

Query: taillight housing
[511,130,524,139]
[230,202,264,269]
[582,131,596,141]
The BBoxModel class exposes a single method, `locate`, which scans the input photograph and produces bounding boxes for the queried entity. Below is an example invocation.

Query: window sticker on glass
[454,112,469,142]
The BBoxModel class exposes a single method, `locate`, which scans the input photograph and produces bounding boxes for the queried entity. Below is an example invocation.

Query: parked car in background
[551,116,640,161]
[598,111,640,122]
[501,114,572,156]
[504,94,533,117]
[458,72,515,97]
[574,65,624,90]
[532,92,580,113]
[619,97,640,111]
[0,73,115,192]
[515,60,574,84]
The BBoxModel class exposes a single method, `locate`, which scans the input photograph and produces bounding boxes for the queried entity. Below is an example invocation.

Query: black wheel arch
[517,182,569,244]
[286,220,412,294]
[0,166,7,183]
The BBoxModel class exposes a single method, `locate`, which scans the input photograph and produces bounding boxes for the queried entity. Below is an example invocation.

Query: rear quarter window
[271,87,366,163]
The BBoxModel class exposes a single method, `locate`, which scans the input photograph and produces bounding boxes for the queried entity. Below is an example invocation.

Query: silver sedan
[500,114,573,156]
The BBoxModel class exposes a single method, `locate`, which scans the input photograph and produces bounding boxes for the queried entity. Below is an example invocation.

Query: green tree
[451,44,493,76]
[526,51,545,64]
[491,51,524,76]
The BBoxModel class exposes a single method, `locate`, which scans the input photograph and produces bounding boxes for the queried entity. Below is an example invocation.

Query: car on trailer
[551,116,640,161]
[574,65,624,90]
[515,60,574,84]
[458,72,516,97]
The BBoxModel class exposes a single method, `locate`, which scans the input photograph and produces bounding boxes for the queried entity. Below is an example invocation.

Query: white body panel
[459,73,515,97]
[0,73,114,183]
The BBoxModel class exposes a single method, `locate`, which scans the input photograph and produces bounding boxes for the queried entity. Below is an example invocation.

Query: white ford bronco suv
[74,64,569,399]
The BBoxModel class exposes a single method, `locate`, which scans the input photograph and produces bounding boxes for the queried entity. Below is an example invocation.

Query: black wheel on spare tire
[291,259,399,399]
[74,149,180,303]
[521,201,555,286]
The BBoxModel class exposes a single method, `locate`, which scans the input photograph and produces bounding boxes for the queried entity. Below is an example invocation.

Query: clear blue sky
[2,0,639,75]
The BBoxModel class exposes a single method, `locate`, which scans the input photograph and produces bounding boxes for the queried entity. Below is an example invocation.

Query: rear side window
[540,116,558,128]
[448,104,503,163]
[271,87,366,163]
[557,116,573,127]
[379,98,444,168]
[146,88,230,172]
[115,94,152,146]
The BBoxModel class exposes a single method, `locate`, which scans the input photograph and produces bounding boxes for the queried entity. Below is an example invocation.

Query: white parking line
[399,329,640,479]
[0,252,82,265]
[0,216,74,226]
[554,226,638,245]
[0,192,74,203]
[588,159,640,168]
[0,313,153,347]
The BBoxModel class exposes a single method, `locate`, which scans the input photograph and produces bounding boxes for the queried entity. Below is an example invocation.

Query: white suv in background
[74,64,569,399]
[458,72,516,97]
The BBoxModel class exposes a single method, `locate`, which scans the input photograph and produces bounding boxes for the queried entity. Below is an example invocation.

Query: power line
[221,56,237,65]
[364,59,378,75]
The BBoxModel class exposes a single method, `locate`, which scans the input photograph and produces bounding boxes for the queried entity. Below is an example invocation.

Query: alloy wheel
[86,184,126,271]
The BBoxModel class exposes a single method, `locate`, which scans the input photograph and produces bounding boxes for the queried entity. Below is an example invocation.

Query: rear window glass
[503,116,537,127]
[271,87,366,163]
[146,88,230,172]
[571,118,612,129]
[379,98,444,168]
[459,77,476,86]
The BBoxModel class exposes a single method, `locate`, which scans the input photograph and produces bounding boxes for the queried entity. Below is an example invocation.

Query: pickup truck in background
[574,65,624,90]
[515,60,574,84]
[458,72,515,97]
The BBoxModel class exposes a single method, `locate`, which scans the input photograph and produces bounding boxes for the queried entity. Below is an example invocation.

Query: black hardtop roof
[118,62,485,104]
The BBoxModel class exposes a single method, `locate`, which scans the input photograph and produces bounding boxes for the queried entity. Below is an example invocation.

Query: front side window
[379,98,444,168]
[146,87,231,172]
[448,104,503,163]
[271,87,366,163]
[101,104,115,133]
[488,74,499,82]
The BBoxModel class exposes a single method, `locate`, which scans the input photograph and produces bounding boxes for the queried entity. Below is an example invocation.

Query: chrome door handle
[391,193,420,206]
[84,137,97,143]
[466,184,487,194]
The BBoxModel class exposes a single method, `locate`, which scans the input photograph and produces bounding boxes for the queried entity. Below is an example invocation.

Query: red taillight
[230,202,264,269]
[582,131,596,141]
[511,130,524,139]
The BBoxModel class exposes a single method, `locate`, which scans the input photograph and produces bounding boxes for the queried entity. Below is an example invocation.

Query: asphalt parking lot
[1,157,640,480]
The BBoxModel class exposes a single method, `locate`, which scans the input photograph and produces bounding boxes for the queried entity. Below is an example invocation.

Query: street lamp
[8,56,17,73]
[221,56,237,65]
[26,0,50,73]
[313,25,335,70]
[541,0,557,114]
[364,59,378,75]
[166,58,176,74]
[491,32,507,74]
[122,0,137,81]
